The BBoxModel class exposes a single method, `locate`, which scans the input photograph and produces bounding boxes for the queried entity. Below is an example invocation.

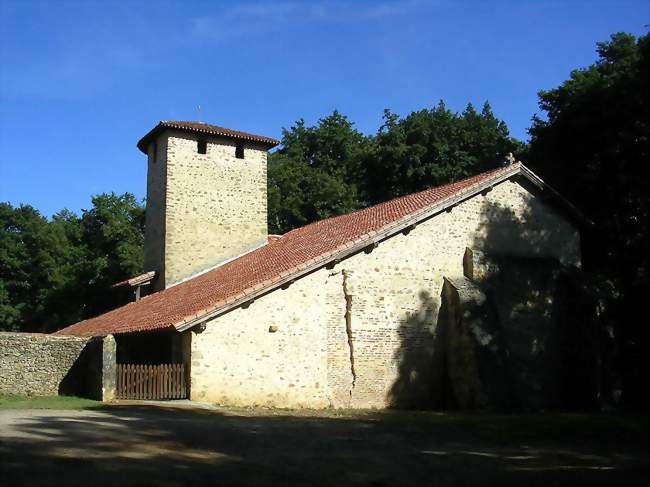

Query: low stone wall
[0,332,116,400]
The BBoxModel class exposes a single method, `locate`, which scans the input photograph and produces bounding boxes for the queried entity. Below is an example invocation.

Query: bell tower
[138,121,279,291]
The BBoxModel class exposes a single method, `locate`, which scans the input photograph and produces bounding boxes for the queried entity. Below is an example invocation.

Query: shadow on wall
[388,189,606,411]
[386,290,438,409]
[58,338,103,400]
[469,198,604,411]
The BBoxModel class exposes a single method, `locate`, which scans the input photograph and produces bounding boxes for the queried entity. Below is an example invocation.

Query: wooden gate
[116,364,188,400]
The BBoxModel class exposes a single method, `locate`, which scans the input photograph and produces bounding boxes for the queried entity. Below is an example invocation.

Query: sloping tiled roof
[137,121,280,153]
[55,163,578,338]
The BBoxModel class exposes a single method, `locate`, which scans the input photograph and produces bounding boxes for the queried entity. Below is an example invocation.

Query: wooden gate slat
[130,364,134,399]
[138,365,143,400]
[154,365,157,400]
[174,364,179,399]
[180,364,185,399]
[172,365,176,398]
[177,364,182,399]
[172,364,176,399]
[120,365,124,399]
[154,366,159,400]
[152,365,157,400]
[164,364,169,398]
[161,365,165,399]
[147,365,152,399]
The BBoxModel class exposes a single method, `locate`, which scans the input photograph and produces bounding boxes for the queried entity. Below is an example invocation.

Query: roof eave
[136,122,280,154]
[517,164,594,228]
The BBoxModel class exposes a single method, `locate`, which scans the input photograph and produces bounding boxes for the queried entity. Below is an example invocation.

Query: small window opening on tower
[197,139,207,154]
[235,143,245,159]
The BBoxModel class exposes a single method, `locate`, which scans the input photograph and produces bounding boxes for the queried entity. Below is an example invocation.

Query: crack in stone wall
[342,270,357,396]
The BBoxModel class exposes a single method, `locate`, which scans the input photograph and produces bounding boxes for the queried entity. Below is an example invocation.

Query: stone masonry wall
[190,268,333,408]
[0,333,92,396]
[143,135,168,291]
[191,178,581,408]
[162,131,268,288]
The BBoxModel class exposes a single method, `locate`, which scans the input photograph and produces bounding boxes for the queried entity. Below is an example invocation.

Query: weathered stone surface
[0,333,118,401]
[488,257,565,411]
[437,251,600,411]
[438,276,514,410]
[102,335,116,402]
[0,333,91,396]
[191,178,582,409]
[463,248,501,282]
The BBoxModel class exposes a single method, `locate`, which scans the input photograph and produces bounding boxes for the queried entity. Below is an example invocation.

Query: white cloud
[190,0,428,42]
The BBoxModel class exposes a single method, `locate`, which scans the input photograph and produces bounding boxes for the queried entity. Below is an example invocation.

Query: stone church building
[57,120,593,410]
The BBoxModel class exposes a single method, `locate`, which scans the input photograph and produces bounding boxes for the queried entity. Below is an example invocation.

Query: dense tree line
[0,194,144,333]
[1,31,647,407]
[268,101,522,233]
[526,32,649,409]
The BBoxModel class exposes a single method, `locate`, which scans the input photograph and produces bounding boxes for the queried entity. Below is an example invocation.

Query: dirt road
[0,405,646,486]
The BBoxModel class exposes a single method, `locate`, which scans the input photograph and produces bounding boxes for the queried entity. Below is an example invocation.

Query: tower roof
[137,120,280,153]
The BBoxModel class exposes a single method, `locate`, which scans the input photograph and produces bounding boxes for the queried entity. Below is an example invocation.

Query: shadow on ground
[0,405,647,487]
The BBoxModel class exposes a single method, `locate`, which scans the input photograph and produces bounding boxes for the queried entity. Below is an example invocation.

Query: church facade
[58,121,589,410]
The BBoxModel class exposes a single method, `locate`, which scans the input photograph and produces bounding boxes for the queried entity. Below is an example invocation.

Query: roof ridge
[282,165,512,237]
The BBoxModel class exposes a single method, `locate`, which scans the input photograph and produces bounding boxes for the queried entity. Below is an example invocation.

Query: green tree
[268,111,370,233]
[268,104,521,234]
[0,204,83,332]
[75,192,145,321]
[526,32,649,409]
[0,193,144,332]
[0,203,49,331]
[365,101,523,204]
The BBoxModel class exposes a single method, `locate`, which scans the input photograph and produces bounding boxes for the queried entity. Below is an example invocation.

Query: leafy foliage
[366,101,523,204]
[0,194,144,333]
[526,31,649,409]
[269,103,520,234]
[268,112,367,233]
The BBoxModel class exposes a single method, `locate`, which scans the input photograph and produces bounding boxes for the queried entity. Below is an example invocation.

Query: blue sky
[1,0,648,217]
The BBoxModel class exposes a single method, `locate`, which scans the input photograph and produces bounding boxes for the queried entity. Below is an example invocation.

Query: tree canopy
[526,31,648,409]
[268,102,521,234]
[0,194,144,333]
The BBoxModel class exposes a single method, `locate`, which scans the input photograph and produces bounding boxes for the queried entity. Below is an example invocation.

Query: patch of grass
[0,395,100,410]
